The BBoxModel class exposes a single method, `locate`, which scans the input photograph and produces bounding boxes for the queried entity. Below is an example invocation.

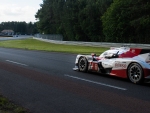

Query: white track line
[64,74,127,91]
[6,60,28,66]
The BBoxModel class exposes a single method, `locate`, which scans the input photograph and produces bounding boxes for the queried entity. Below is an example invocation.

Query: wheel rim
[79,57,87,71]
[128,64,142,83]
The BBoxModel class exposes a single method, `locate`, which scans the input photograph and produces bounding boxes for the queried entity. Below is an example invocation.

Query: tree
[102,0,150,43]
[35,0,113,41]
[78,0,113,41]
[0,21,38,35]
[35,0,59,34]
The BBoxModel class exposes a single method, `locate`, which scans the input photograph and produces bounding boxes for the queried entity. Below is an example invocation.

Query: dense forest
[0,22,38,35]
[35,0,113,41]
[35,0,150,43]
[102,0,150,43]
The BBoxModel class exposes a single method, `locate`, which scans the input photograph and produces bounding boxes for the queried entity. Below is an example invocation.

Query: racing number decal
[115,63,126,69]
[95,64,98,71]
[91,63,98,71]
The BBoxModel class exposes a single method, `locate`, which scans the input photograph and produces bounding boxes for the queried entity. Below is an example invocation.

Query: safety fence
[34,34,63,41]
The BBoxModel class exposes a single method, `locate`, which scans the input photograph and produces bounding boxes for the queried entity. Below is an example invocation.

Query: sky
[0,0,43,23]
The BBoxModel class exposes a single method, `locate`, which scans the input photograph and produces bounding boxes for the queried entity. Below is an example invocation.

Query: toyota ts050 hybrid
[73,47,150,84]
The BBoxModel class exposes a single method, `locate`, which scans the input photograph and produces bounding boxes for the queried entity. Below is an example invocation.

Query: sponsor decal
[146,61,150,63]
[90,62,98,71]
[146,53,150,63]
[131,49,135,53]
[115,62,126,69]
[95,64,98,70]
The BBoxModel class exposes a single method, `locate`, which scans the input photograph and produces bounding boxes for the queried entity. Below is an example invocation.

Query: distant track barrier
[34,34,63,41]
[33,37,150,49]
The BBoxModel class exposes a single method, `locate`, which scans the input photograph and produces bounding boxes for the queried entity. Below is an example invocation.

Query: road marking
[64,74,127,91]
[6,60,28,66]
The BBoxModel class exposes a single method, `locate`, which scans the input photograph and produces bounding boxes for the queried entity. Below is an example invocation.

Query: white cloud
[0,3,40,23]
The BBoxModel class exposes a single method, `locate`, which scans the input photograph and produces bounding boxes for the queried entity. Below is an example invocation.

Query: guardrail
[34,34,63,41]
[33,37,150,49]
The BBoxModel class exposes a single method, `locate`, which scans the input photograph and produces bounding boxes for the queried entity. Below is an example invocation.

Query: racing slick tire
[78,57,88,72]
[127,63,144,84]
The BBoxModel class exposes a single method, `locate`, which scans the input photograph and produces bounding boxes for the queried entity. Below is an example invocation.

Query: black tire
[127,63,144,84]
[78,57,88,72]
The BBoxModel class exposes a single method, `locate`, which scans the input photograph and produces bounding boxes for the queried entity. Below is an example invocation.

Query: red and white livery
[73,47,150,84]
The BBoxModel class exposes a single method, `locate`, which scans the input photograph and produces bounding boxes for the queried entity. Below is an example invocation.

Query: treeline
[0,22,38,35]
[35,0,113,41]
[35,0,150,43]
[102,0,150,43]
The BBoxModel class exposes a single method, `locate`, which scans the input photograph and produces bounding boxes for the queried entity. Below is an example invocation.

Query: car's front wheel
[78,57,88,72]
[127,63,144,84]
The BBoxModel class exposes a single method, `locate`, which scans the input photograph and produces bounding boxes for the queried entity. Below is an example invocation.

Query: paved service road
[0,35,31,41]
[0,48,150,113]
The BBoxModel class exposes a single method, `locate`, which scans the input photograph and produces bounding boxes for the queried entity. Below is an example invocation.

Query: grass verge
[0,94,29,113]
[0,38,108,55]
[0,38,108,112]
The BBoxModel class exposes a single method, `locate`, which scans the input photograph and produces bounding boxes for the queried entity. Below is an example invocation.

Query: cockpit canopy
[99,47,130,59]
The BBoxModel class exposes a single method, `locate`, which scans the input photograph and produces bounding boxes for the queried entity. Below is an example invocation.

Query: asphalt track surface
[0,48,150,113]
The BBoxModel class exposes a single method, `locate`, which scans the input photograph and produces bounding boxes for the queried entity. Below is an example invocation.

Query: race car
[73,47,150,84]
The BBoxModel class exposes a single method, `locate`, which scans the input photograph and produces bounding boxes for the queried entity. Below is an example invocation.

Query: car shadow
[87,71,150,87]
[88,71,129,82]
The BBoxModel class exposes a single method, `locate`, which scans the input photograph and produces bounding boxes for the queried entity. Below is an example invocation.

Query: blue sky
[0,0,43,23]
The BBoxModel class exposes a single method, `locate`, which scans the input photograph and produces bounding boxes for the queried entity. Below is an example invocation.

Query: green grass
[0,95,29,113]
[0,38,108,55]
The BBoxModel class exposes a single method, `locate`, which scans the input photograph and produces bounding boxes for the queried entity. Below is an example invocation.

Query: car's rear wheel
[78,57,88,72]
[127,63,144,84]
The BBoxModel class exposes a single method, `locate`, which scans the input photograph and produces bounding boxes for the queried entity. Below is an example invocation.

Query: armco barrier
[33,37,150,49]
[34,34,63,41]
